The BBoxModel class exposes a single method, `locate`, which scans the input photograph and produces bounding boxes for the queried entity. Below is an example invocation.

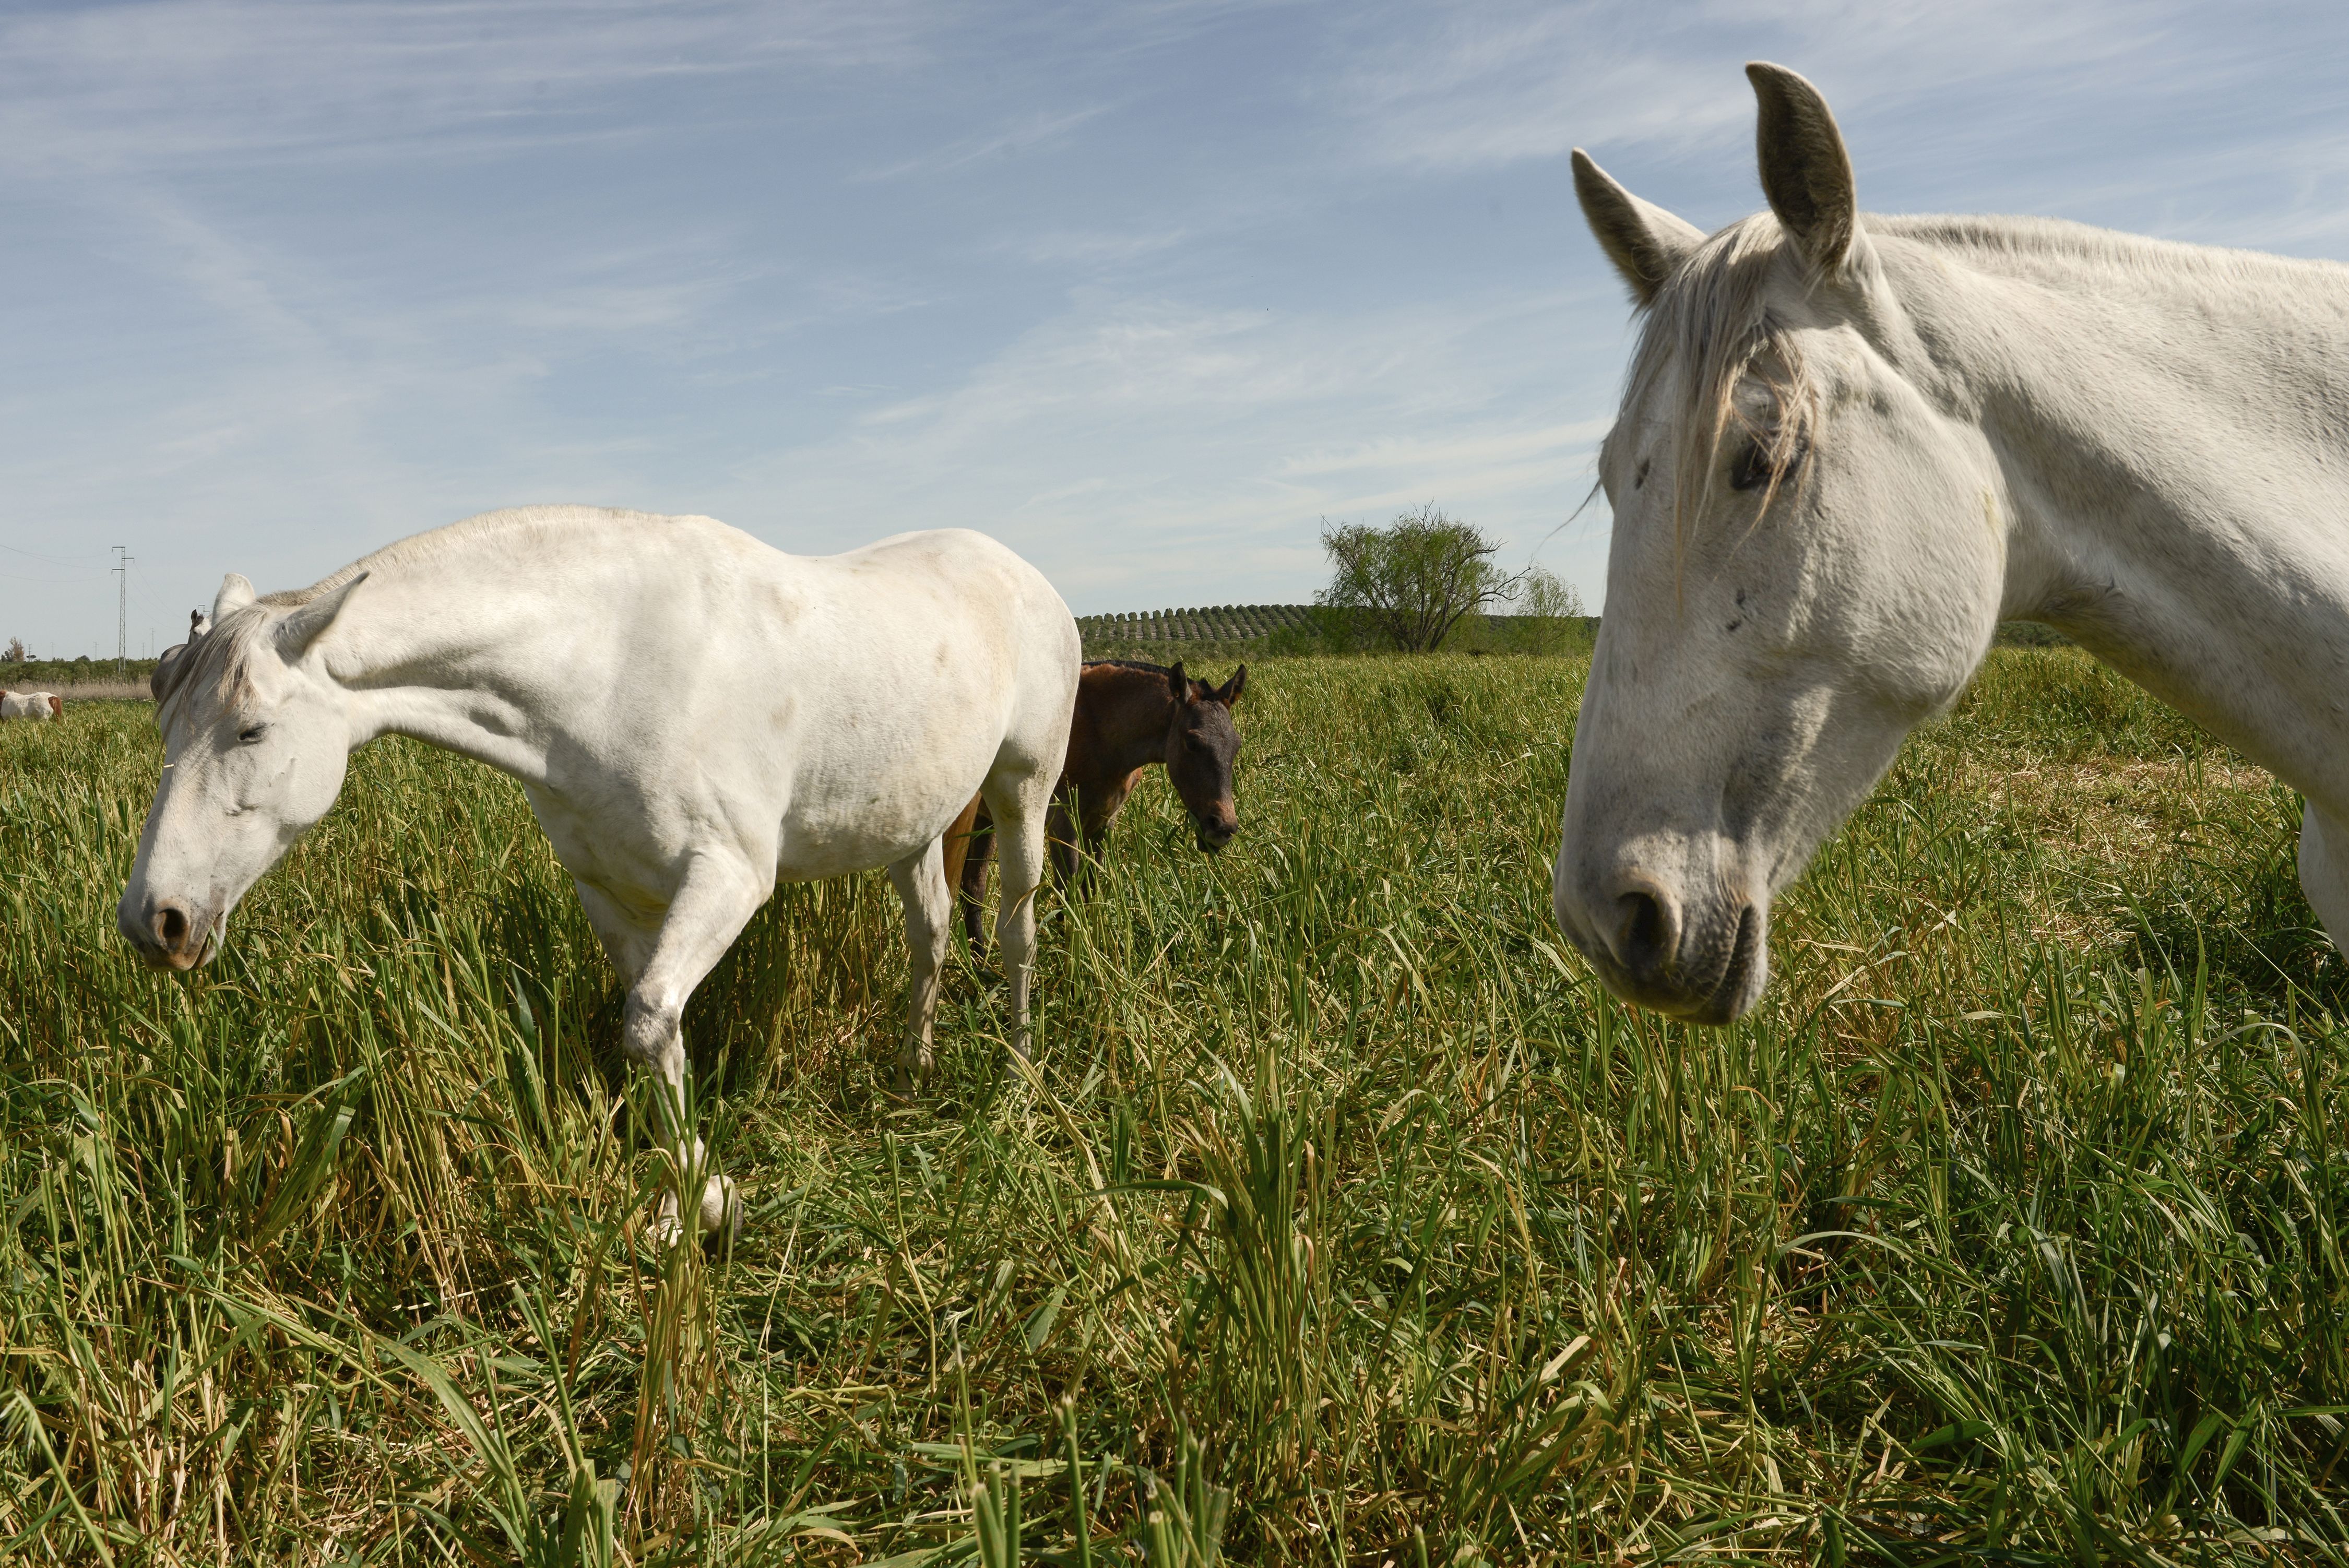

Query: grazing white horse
[1555,63,2349,1023]
[120,506,1080,1237]
[0,691,62,720]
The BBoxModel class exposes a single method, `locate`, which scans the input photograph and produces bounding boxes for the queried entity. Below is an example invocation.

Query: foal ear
[1748,62,1856,277]
[274,572,367,662]
[1216,664,1247,706]
[1165,660,1189,701]
[213,573,257,623]
[1572,150,1705,307]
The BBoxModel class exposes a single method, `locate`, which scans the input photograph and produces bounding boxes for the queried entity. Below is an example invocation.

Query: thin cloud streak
[0,0,929,175]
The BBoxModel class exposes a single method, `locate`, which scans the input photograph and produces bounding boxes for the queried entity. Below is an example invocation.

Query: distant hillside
[1078,604,1599,659]
[1,655,160,700]
[1078,604,1315,652]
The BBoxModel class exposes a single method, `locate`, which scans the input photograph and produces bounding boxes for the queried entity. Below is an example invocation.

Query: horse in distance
[0,691,62,721]
[1553,62,2349,1023]
[119,507,1079,1240]
[150,609,212,702]
[948,658,1244,947]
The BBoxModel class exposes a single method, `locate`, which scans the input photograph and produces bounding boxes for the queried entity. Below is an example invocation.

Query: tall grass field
[2,649,2344,1564]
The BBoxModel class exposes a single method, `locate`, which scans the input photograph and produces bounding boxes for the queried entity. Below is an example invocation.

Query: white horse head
[1553,64,2010,1022]
[119,571,367,969]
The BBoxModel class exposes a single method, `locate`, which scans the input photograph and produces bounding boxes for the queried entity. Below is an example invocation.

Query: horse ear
[274,573,367,662]
[1217,664,1247,706]
[1748,62,1856,276]
[213,573,257,623]
[1572,150,1705,307]
[1165,661,1188,701]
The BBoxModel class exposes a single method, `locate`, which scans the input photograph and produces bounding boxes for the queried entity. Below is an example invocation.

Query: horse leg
[614,856,768,1244]
[886,840,955,1094]
[1047,791,1081,884]
[960,801,996,952]
[1062,775,1134,894]
[2297,802,2349,953]
[985,770,1055,1061]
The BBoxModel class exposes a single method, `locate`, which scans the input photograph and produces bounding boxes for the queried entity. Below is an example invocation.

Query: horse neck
[1888,223,2349,803]
[318,549,579,783]
[1082,669,1179,777]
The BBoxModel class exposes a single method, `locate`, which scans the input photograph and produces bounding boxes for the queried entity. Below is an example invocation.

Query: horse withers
[1554,62,2349,1023]
[118,508,1078,1241]
[947,658,1244,944]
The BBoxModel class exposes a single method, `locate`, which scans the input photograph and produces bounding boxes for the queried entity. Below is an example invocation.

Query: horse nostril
[155,904,189,949]
[1616,889,1674,981]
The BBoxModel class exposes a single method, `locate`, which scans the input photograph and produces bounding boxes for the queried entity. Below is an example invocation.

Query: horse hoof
[698,1175,742,1241]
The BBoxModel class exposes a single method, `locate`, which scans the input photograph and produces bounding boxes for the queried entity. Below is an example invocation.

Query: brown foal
[944,658,1244,946]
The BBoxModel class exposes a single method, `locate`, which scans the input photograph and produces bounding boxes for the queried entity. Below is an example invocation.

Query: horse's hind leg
[608,856,768,1244]
[984,769,1055,1061]
[2298,802,2349,953]
[887,840,954,1094]
[958,801,995,952]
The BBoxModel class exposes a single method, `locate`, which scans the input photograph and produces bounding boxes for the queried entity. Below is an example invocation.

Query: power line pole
[113,544,132,679]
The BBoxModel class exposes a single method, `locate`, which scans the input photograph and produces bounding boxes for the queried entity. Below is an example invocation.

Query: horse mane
[155,607,267,729]
[1084,658,1176,678]
[155,506,672,723]
[267,506,670,608]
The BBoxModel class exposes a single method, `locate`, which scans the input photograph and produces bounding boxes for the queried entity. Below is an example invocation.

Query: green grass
[1,650,2344,1563]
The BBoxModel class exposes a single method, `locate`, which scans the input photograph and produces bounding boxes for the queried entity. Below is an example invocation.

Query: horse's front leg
[611,857,768,1244]
[887,840,955,1094]
[1062,777,1134,892]
[1047,788,1082,884]
[987,771,1055,1061]
[2298,802,2349,954]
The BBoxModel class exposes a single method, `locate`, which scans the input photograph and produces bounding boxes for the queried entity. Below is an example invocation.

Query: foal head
[119,572,367,970]
[1159,661,1245,852]
[1551,64,2008,1024]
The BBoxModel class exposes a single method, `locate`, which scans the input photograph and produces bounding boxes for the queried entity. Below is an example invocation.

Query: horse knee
[620,992,682,1070]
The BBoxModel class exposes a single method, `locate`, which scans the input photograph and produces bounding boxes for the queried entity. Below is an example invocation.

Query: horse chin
[1572,901,1771,1026]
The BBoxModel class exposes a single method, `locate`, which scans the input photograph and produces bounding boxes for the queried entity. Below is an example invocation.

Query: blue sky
[4,1,2347,656]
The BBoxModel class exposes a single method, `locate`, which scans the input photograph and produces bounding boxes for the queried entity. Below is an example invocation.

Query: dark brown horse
[943,658,1245,945]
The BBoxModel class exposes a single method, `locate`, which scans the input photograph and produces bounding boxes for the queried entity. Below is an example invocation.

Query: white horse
[119,506,1080,1237]
[1554,63,2349,1023]
[1,691,62,720]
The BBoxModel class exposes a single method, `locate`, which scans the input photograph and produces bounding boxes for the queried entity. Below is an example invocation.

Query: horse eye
[1730,433,1806,493]
[239,724,266,744]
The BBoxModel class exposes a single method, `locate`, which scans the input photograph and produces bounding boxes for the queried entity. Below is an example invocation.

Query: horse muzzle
[1552,861,1767,1025]
[117,894,221,971]
[1192,809,1236,854]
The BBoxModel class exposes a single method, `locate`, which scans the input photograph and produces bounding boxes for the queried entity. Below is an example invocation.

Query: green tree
[1501,566,1588,654]
[1314,504,1532,652]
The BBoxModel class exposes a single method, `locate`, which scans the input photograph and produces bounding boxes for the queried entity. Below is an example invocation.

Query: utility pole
[113,544,132,679]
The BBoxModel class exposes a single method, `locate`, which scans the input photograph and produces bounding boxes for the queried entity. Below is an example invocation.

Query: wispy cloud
[1007,224,1195,267]
[1323,0,2199,173]
[858,104,1115,181]
[714,286,1610,605]
[0,0,929,175]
